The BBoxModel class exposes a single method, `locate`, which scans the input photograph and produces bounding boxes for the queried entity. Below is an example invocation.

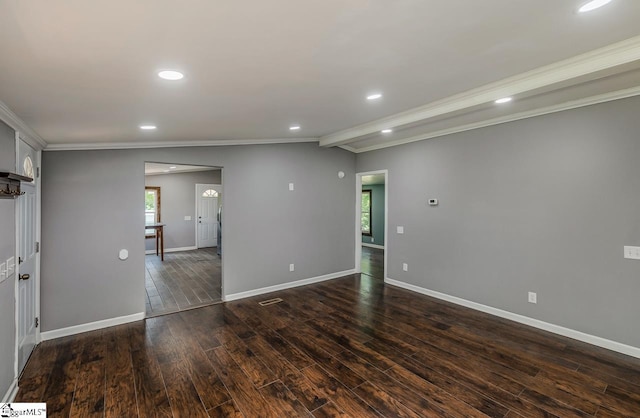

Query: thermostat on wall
[428,198,439,206]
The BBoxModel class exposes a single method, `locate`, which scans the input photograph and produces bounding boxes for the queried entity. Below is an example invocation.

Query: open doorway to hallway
[356,170,387,281]
[144,162,223,317]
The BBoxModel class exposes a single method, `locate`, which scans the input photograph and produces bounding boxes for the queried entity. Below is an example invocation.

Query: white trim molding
[0,101,47,149]
[385,278,640,359]
[145,246,198,255]
[40,312,145,341]
[45,137,319,151]
[224,269,356,302]
[1,379,18,403]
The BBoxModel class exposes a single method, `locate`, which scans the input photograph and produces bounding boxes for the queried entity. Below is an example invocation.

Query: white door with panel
[17,140,38,373]
[196,184,220,248]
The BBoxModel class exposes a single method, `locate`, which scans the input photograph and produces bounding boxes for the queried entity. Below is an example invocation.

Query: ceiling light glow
[578,0,612,13]
[289,125,301,131]
[139,125,157,130]
[169,166,177,169]
[494,97,513,104]
[158,70,184,80]
[367,93,383,100]
[381,129,393,133]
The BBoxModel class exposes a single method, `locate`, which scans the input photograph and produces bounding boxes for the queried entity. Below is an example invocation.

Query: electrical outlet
[7,257,15,276]
[528,292,537,304]
[289,263,295,272]
[623,246,640,260]
[402,263,408,272]
[0,262,6,282]
[397,226,404,234]
[289,183,295,191]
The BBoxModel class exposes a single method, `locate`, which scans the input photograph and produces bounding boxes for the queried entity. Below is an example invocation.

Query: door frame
[355,170,388,280]
[14,132,42,380]
[195,183,222,249]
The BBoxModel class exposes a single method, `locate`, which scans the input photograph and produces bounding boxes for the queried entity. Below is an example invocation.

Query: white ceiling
[1,1,640,151]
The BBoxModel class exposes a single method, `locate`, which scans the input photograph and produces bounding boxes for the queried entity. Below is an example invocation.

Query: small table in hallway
[146,223,165,261]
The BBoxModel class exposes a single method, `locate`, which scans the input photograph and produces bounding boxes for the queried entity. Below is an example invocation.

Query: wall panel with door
[145,170,221,252]
[0,120,16,401]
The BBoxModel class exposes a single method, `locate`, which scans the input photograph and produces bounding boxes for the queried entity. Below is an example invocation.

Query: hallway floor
[361,245,384,280]
[145,248,221,317]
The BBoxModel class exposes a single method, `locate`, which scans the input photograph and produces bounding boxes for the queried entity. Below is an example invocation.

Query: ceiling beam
[319,35,640,148]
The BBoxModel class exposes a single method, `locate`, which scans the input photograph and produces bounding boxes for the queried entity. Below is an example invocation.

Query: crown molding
[0,100,47,150]
[320,35,640,148]
[44,137,319,151]
[348,85,640,154]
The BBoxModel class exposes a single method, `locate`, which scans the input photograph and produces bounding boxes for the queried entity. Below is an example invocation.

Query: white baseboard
[224,269,356,302]
[40,312,145,341]
[1,379,18,403]
[385,278,640,359]
[362,243,384,250]
[145,246,198,255]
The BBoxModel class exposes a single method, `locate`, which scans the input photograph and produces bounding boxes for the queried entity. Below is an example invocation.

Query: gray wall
[41,143,355,331]
[145,170,221,251]
[361,184,385,246]
[356,95,640,348]
[0,120,16,399]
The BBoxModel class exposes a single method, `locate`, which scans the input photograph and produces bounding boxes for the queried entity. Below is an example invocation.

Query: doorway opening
[144,162,223,318]
[356,170,387,281]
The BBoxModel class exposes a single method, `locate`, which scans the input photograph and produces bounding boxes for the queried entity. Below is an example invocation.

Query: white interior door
[196,184,220,248]
[17,140,38,374]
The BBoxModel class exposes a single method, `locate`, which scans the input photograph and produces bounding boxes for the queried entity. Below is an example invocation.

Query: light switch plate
[0,262,6,282]
[289,183,295,191]
[528,292,537,304]
[623,246,640,260]
[397,226,404,234]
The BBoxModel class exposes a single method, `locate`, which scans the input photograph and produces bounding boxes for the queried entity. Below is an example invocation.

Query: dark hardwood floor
[17,274,640,417]
[361,245,384,280]
[145,248,222,317]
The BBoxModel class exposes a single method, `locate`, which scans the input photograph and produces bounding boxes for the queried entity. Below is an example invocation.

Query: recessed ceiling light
[367,93,383,100]
[494,97,513,104]
[139,125,157,130]
[578,0,612,13]
[289,125,301,131]
[381,129,393,133]
[169,166,177,169]
[158,70,184,80]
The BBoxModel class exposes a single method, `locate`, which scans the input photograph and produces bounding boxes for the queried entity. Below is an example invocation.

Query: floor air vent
[258,298,283,306]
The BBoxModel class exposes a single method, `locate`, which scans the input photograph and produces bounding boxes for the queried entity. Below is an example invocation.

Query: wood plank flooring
[17,274,640,417]
[145,248,221,317]
[361,246,384,280]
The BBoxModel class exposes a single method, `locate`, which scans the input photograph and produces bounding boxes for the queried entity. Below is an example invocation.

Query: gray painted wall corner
[41,143,356,331]
[356,95,640,349]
